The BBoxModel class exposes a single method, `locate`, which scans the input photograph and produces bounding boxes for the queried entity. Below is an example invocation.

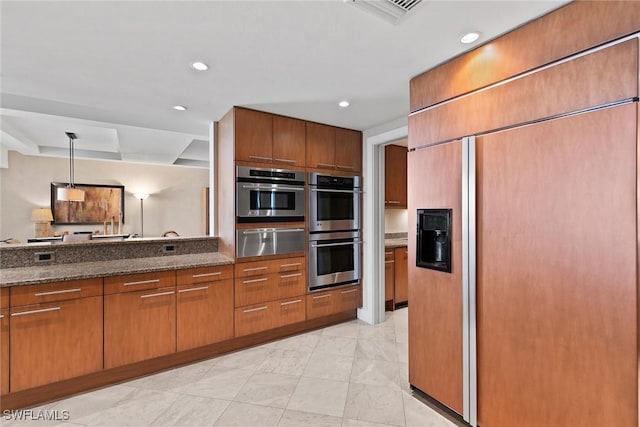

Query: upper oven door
[309,187,360,232]
[236,182,305,222]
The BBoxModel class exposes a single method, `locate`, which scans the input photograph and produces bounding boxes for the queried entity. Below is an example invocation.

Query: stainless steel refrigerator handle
[310,188,361,194]
[241,184,305,191]
[239,228,305,235]
[310,240,362,248]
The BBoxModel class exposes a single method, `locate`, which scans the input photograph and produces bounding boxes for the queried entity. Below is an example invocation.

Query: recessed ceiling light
[338,100,350,108]
[172,105,187,111]
[460,32,480,44]
[191,61,209,71]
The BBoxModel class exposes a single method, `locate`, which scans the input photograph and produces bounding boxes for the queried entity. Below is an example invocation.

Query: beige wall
[384,208,408,234]
[1,151,208,243]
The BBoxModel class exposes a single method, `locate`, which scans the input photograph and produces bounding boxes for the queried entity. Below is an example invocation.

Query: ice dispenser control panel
[416,209,452,273]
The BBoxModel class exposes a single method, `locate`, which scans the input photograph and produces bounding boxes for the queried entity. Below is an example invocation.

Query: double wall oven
[308,172,362,292]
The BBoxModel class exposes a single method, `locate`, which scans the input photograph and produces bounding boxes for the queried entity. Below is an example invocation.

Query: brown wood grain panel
[235,256,304,278]
[335,128,362,173]
[216,110,236,258]
[384,253,395,304]
[394,247,408,304]
[234,301,277,337]
[104,286,176,369]
[234,107,273,163]
[177,279,233,351]
[407,141,463,414]
[1,308,8,395]
[176,265,233,285]
[336,285,361,311]
[10,278,103,307]
[273,115,306,167]
[385,144,407,208]
[104,271,175,295]
[1,289,9,309]
[306,122,336,169]
[409,39,638,149]
[9,297,103,392]
[476,105,637,427]
[275,297,306,327]
[410,1,640,111]
[306,290,338,319]
[0,310,356,411]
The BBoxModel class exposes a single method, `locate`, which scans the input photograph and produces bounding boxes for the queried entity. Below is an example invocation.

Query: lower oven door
[308,232,361,291]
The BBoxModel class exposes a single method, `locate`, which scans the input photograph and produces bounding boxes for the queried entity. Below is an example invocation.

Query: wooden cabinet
[10,296,103,392]
[393,247,408,304]
[1,307,8,395]
[235,257,304,278]
[104,271,176,295]
[385,144,407,208]
[176,265,234,352]
[276,296,306,327]
[11,278,102,306]
[384,251,395,310]
[234,108,273,163]
[273,115,306,166]
[235,270,305,307]
[235,296,306,337]
[306,122,362,172]
[306,285,362,320]
[104,286,176,369]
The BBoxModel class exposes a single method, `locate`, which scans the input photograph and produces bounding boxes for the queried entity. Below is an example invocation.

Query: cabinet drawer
[234,301,276,337]
[10,296,103,392]
[306,290,338,320]
[104,271,176,295]
[337,285,361,312]
[10,278,103,307]
[235,270,306,307]
[104,286,176,368]
[275,297,306,327]
[385,250,394,261]
[235,256,304,278]
[176,264,233,285]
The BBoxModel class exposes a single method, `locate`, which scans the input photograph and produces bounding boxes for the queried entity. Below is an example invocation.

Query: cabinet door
[306,290,338,319]
[384,251,395,304]
[10,296,103,392]
[177,280,233,351]
[275,297,305,327]
[235,108,273,163]
[1,308,8,395]
[104,287,176,369]
[306,122,335,169]
[385,144,407,208]
[394,247,408,304]
[235,302,277,337]
[335,128,362,173]
[336,285,361,311]
[273,116,306,167]
[476,104,637,427]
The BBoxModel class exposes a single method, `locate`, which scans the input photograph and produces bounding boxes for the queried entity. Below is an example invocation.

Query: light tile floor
[2,308,462,427]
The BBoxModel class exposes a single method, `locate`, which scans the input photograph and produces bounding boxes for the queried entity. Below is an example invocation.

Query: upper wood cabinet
[385,144,407,208]
[273,116,306,166]
[234,108,273,163]
[306,123,362,172]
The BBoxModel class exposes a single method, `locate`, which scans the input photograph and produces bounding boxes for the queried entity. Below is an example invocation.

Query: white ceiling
[0,0,568,166]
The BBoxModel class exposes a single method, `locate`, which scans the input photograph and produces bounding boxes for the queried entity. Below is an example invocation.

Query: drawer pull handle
[0,314,4,319]
[243,278,268,284]
[248,155,273,161]
[243,267,268,272]
[280,262,301,268]
[387,201,401,204]
[281,299,302,306]
[341,289,358,294]
[243,306,268,313]
[192,272,222,278]
[336,165,355,170]
[178,286,209,294]
[312,294,331,300]
[385,260,395,264]
[140,291,175,299]
[274,158,296,163]
[280,273,302,279]
[34,288,81,297]
[12,307,61,317]
[385,252,392,255]
[124,279,160,286]
[317,162,336,168]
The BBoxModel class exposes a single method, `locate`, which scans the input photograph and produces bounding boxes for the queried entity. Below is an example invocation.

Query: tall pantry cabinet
[407,2,640,426]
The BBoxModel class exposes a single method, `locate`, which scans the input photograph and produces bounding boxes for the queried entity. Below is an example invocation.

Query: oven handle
[241,184,305,191]
[311,240,363,248]
[310,188,361,194]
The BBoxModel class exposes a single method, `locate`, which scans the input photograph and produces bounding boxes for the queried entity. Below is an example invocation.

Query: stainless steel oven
[236,166,305,223]
[308,231,361,291]
[308,172,361,232]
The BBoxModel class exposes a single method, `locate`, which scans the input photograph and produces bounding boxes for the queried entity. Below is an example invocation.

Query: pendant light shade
[60,132,85,202]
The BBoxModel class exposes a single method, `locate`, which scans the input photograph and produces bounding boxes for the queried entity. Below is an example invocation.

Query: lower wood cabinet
[10,296,103,392]
[235,296,307,337]
[306,285,361,320]
[394,247,408,304]
[177,280,233,351]
[235,270,306,307]
[1,308,9,395]
[276,297,305,327]
[104,286,176,369]
[384,251,395,308]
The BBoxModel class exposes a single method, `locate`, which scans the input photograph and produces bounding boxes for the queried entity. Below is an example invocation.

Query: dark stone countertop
[0,252,234,287]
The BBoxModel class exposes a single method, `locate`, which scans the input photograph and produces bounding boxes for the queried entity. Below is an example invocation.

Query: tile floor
[3,308,462,427]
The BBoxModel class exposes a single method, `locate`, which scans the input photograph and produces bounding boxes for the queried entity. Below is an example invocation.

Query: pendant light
[57,132,85,202]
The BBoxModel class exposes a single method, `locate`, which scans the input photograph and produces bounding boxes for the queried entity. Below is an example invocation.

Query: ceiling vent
[349,0,424,24]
